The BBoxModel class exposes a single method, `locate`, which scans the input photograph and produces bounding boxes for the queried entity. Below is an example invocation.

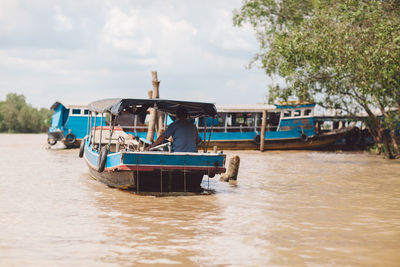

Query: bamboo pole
[151,71,165,137]
[146,71,162,142]
[146,89,156,142]
[147,90,153,99]
[260,109,267,151]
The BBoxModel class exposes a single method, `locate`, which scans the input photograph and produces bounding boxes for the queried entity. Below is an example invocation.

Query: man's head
[176,106,188,119]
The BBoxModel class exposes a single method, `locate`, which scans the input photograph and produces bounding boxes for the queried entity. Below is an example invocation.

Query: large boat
[80,98,226,193]
[47,102,105,148]
[197,102,354,150]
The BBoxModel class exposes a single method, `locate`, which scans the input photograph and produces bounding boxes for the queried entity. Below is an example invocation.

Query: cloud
[0,0,270,109]
[54,6,74,32]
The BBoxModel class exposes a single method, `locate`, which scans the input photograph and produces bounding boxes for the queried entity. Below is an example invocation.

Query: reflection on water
[1,134,400,266]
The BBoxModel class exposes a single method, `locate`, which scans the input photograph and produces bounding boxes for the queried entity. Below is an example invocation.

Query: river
[0,134,399,266]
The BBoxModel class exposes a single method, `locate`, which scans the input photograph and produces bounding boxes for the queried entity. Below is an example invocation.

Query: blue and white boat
[80,98,226,193]
[47,102,105,148]
[199,102,353,150]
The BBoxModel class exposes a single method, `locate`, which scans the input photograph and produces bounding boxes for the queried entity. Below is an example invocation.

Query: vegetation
[0,93,52,133]
[234,0,400,158]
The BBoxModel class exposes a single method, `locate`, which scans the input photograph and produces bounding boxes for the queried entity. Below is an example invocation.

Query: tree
[0,93,52,133]
[234,0,400,158]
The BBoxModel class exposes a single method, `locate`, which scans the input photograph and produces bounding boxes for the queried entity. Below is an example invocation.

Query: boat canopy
[88,98,217,118]
[50,101,88,111]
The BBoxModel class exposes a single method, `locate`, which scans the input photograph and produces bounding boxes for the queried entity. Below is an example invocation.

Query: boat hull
[206,128,351,151]
[84,141,226,192]
[87,166,205,192]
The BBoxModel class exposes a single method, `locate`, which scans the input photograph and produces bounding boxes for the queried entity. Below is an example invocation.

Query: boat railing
[197,125,279,132]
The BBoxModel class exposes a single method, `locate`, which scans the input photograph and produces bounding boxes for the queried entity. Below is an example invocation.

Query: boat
[47,102,106,148]
[80,98,226,193]
[197,102,354,150]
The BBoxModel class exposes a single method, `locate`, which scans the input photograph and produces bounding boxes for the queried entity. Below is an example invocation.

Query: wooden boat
[80,98,226,193]
[196,102,354,150]
[47,102,106,148]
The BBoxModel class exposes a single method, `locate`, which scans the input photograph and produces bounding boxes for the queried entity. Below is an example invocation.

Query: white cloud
[101,7,198,60]
[54,6,74,32]
[0,0,27,33]
[0,0,270,109]
[210,8,254,51]
[102,8,152,56]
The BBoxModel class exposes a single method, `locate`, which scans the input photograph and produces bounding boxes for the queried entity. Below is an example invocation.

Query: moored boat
[80,98,226,193]
[47,102,106,148]
[197,102,354,150]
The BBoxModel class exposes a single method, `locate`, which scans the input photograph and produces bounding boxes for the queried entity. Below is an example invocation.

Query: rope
[205,119,213,153]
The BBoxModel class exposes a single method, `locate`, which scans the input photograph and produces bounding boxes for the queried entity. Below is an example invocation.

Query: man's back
[164,119,198,152]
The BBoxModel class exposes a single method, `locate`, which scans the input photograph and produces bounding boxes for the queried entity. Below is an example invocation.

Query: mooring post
[220,154,240,183]
[260,109,267,152]
[151,71,164,137]
[146,95,156,142]
[146,71,161,142]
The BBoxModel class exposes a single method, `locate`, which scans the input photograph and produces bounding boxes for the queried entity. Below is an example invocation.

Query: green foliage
[235,0,400,158]
[0,93,52,133]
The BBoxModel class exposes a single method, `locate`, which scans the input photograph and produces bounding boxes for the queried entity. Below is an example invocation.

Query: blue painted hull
[83,140,226,192]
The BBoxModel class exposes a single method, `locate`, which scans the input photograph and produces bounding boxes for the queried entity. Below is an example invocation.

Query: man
[147,106,199,152]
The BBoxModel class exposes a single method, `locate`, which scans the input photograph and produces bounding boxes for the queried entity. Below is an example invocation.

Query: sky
[0,0,274,109]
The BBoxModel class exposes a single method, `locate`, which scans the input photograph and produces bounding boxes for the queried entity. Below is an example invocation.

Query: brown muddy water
[0,134,400,266]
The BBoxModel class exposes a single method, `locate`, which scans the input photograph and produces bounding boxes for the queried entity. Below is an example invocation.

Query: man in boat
[147,106,199,152]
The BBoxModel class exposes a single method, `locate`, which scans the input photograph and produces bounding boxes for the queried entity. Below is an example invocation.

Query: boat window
[217,115,225,125]
[222,113,257,131]
[267,112,280,131]
[294,110,301,117]
[304,109,312,116]
[234,115,245,125]
[72,109,81,115]
[283,110,291,117]
[232,113,256,127]
[84,109,89,115]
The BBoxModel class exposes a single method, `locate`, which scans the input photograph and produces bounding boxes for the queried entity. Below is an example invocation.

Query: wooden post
[220,154,240,183]
[151,71,165,137]
[260,110,267,151]
[146,88,156,142]
[152,71,160,98]
[147,90,153,99]
[146,71,162,142]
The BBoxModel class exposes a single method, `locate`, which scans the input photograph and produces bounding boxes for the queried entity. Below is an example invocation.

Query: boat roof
[275,103,315,109]
[88,98,217,118]
[215,102,316,113]
[50,101,88,111]
[216,103,276,112]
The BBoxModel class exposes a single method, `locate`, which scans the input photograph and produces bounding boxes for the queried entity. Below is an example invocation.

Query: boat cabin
[47,102,105,147]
